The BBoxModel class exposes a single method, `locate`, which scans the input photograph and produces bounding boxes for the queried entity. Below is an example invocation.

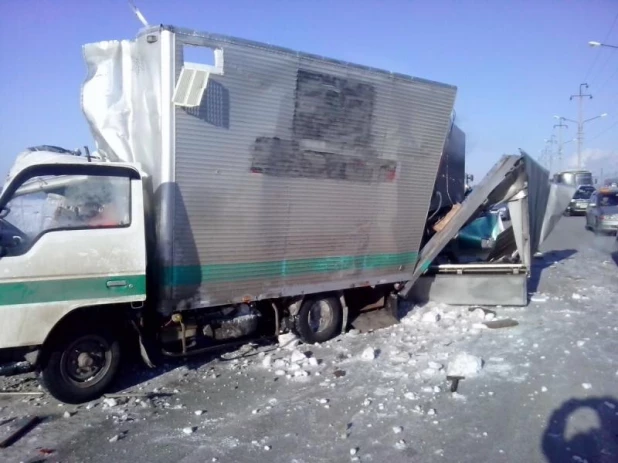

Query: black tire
[40,322,121,404]
[294,296,343,344]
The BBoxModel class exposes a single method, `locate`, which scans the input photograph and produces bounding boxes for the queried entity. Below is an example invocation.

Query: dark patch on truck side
[250,69,397,183]
[292,69,375,147]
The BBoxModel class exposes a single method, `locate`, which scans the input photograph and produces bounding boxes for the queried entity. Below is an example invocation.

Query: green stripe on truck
[0,251,419,306]
[165,251,419,286]
[0,275,147,306]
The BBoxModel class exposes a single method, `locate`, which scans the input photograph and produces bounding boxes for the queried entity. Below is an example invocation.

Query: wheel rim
[307,300,334,334]
[60,335,112,388]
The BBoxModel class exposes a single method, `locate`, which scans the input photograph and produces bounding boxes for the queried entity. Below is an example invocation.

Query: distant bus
[553,170,594,188]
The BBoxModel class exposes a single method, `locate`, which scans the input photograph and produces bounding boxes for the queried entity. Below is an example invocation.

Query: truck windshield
[0,173,131,256]
[575,173,593,186]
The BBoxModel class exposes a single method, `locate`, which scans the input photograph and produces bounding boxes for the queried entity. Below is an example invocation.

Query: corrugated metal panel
[167,29,457,307]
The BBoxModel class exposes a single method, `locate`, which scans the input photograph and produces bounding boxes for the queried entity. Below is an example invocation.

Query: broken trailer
[0,25,570,403]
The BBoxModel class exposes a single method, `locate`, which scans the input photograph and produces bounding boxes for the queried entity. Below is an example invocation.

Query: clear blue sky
[1,0,617,180]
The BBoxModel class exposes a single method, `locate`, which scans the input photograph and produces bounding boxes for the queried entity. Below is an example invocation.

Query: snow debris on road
[395,439,407,450]
[278,332,300,350]
[102,398,118,408]
[530,293,549,302]
[361,347,378,360]
[2,227,617,463]
[290,349,307,363]
[447,353,484,378]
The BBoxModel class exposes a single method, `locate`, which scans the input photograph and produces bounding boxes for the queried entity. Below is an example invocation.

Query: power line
[583,9,618,83]
[588,118,618,142]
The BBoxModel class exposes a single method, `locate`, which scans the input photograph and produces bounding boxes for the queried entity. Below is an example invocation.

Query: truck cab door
[0,164,147,349]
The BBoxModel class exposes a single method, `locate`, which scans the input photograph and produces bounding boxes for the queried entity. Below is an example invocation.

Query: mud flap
[349,293,400,333]
[130,320,156,368]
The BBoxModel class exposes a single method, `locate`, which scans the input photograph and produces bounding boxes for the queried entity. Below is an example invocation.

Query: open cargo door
[400,152,569,306]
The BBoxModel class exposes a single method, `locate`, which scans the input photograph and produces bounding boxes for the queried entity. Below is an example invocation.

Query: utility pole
[553,117,568,172]
[544,135,557,174]
[570,83,592,169]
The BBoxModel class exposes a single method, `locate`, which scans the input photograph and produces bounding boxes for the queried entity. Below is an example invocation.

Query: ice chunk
[421,311,441,323]
[183,427,196,435]
[278,332,300,350]
[447,353,483,378]
[290,350,306,363]
[393,426,403,434]
[395,439,407,450]
[262,354,273,367]
[530,294,548,303]
[428,361,443,370]
[273,359,288,369]
[103,398,118,408]
[361,347,377,360]
[582,383,592,390]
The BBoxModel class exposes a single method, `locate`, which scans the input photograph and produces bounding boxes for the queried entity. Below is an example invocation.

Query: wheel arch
[37,303,134,369]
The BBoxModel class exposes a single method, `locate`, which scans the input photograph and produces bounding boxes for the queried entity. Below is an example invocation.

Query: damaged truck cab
[0,149,147,402]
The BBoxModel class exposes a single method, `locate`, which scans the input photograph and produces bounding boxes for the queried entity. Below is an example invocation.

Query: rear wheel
[40,323,121,404]
[294,296,342,344]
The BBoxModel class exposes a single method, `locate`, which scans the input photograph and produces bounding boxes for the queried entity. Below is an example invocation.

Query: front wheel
[294,296,343,344]
[40,323,121,404]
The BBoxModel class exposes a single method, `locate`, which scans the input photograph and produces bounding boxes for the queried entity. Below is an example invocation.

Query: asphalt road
[1,215,617,463]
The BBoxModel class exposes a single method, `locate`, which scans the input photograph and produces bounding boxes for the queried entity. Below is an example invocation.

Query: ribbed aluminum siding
[169,29,457,307]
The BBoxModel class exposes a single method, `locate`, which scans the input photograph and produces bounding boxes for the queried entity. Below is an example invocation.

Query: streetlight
[555,113,608,169]
[588,41,618,49]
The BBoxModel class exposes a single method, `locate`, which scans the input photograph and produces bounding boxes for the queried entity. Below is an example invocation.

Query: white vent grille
[172,65,210,107]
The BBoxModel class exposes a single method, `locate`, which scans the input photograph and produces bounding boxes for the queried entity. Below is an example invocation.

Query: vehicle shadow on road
[528,249,577,295]
[541,396,618,463]
[109,337,277,394]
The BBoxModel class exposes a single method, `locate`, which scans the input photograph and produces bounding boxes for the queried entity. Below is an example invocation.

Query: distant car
[565,186,595,216]
[585,187,618,234]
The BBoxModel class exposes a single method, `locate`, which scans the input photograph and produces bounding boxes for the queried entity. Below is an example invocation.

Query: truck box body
[82,26,458,313]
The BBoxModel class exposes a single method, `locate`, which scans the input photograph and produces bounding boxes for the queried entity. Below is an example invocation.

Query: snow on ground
[0,218,617,463]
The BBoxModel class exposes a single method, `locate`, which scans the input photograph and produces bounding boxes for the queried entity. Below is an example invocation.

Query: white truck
[0,25,571,403]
